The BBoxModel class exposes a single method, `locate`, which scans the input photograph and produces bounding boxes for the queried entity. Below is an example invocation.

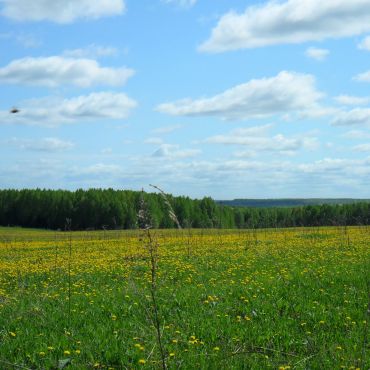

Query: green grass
[0,227,369,369]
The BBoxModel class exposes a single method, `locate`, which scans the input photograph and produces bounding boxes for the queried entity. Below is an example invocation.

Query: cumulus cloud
[0,56,134,87]
[152,144,201,159]
[0,0,125,23]
[212,134,302,152]
[157,71,325,120]
[162,0,197,8]
[63,45,118,59]
[205,124,318,154]
[353,143,370,152]
[342,130,370,139]
[0,92,137,127]
[331,108,370,126]
[199,0,370,52]
[7,137,74,151]
[297,157,370,175]
[0,32,41,48]
[358,35,370,50]
[3,151,370,197]
[335,95,370,106]
[151,124,183,134]
[305,47,329,61]
[354,70,370,82]
[79,163,122,175]
[144,137,164,145]
[101,148,113,154]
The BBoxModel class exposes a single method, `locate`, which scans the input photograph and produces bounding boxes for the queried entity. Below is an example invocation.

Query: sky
[1,0,370,199]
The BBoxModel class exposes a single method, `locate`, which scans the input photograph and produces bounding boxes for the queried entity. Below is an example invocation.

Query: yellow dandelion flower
[138,359,146,365]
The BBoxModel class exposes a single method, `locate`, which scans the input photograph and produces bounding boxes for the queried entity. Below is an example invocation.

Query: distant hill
[216,199,370,208]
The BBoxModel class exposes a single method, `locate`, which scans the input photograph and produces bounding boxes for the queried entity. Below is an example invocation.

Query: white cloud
[101,148,113,154]
[353,143,370,151]
[80,163,122,175]
[151,124,183,134]
[3,152,370,197]
[358,35,370,50]
[144,137,164,145]
[162,0,197,8]
[205,124,318,154]
[0,32,41,48]
[157,71,325,120]
[331,108,370,126]
[335,95,370,106]
[1,0,125,23]
[342,130,370,139]
[297,157,370,176]
[8,137,74,151]
[232,150,256,158]
[354,70,370,82]
[152,144,200,159]
[0,92,137,127]
[63,45,118,59]
[0,56,134,87]
[305,47,329,61]
[199,0,370,52]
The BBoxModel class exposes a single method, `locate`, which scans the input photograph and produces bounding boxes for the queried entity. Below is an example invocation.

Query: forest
[217,198,370,208]
[0,188,369,230]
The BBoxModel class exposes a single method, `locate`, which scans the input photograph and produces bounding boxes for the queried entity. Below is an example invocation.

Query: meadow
[0,226,368,369]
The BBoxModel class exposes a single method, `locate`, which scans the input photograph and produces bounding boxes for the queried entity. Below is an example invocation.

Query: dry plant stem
[65,218,72,328]
[54,230,58,273]
[138,186,181,369]
[149,184,182,229]
[145,227,167,370]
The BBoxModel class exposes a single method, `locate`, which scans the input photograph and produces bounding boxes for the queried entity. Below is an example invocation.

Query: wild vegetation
[1,189,370,230]
[0,225,368,369]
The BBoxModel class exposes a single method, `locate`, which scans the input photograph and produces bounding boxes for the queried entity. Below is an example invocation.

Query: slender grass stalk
[54,230,58,274]
[147,228,166,370]
[149,184,182,230]
[65,218,72,328]
[138,191,167,370]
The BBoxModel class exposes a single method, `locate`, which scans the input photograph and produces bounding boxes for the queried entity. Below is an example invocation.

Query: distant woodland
[217,198,370,208]
[0,189,369,230]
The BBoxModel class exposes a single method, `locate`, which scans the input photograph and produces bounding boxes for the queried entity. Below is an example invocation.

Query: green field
[0,227,369,369]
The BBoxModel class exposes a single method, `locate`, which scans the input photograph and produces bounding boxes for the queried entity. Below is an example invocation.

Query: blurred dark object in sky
[10,107,20,114]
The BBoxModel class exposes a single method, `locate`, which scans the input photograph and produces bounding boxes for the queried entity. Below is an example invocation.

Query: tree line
[0,188,369,230]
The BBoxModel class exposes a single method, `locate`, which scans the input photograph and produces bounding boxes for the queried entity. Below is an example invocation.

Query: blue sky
[1,0,370,199]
